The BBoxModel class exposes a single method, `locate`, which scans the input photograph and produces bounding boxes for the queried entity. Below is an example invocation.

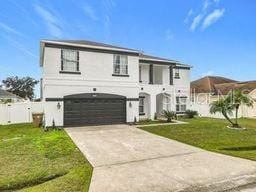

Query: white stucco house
[40,40,192,127]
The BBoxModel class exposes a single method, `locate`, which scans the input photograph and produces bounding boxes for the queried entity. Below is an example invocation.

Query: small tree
[210,98,235,126]
[2,76,39,100]
[210,90,254,128]
[226,90,253,127]
[162,110,176,122]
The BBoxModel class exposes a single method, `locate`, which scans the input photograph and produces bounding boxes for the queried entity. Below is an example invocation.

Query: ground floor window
[176,97,187,113]
[139,97,145,115]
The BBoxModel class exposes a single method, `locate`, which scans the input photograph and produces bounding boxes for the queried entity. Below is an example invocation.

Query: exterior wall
[42,45,191,125]
[43,47,139,83]
[139,84,190,120]
[0,102,44,125]
[42,46,140,126]
[173,68,190,89]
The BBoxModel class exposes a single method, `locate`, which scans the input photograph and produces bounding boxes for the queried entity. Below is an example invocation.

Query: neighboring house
[40,40,192,127]
[190,76,238,104]
[0,89,23,103]
[190,76,256,118]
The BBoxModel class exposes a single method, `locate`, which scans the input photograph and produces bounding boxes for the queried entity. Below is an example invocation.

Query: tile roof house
[191,76,256,95]
[191,76,237,95]
[190,76,256,118]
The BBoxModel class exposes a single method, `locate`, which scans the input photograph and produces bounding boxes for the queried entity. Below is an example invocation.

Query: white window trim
[61,49,79,72]
[174,68,180,79]
[113,54,128,75]
[176,97,187,113]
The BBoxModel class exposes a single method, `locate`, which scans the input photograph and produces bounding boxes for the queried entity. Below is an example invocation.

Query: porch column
[149,93,156,120]
[149,64,153,84]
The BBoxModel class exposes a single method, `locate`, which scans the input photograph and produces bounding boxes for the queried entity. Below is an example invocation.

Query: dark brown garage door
[64,93,126,127]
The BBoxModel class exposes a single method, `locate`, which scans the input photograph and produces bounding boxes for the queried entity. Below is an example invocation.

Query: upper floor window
[174,68,180,79]
[61,49,79,72]
[113,55,128,75]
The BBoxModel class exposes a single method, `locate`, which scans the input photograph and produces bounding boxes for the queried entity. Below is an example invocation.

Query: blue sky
[1,0,256,97]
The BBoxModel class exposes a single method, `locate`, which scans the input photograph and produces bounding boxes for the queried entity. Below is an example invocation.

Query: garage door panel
[64,97,126,126]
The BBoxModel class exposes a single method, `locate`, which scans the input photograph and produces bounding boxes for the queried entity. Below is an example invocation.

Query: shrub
[185,110,198,118]
[162,110,176,122]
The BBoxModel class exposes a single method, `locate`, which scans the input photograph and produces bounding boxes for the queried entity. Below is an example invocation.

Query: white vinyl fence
[0,102,44,125]
[189,103,256,119]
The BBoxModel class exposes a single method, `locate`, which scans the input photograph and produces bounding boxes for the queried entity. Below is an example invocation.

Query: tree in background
[2,76,39,100]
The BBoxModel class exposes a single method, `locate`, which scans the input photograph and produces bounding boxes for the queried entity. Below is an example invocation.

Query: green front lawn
[139,118,256,161]
[0,124,92,192]
[137,119,168,125]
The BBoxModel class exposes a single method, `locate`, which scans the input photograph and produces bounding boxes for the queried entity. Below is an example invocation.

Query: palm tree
[210,98,236,126]
[162,110,176,122]
[226,90,253,127]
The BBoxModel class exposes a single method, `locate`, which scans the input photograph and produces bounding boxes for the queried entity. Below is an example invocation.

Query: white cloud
[9,0,38,27]
[34,5,63,38]
[187,0,224,32]
[165,29,174,40]
[203,0,211,10]
[202,71,214,77]
[83,5,98,21]
[201,8,225,30]
[101,0,116,41]
[188,9,194,16]
[203,0,220,10]
[0,21,22,36]
[4,36,36,58]
[190,14,203,31]
[184,9,194,23]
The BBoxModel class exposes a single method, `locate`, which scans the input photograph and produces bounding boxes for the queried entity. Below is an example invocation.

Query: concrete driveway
[65,125,256,192]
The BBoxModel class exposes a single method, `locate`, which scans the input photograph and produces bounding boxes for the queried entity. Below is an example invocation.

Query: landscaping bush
[185,110,198,118]
[162,110,176,122]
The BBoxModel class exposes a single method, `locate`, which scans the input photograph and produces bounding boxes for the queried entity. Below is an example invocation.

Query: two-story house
[40,40,191,127]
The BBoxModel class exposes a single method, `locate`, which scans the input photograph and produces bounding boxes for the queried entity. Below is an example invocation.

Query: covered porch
[139,92,173,120]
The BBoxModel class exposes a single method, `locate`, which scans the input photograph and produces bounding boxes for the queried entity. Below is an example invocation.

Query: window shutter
[76,51,79,71]
[61,49,64,71]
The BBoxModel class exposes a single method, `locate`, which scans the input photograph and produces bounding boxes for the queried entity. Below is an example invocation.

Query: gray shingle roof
[42,39,191,67]
[43,39,139,52]
[139,53,178,63]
